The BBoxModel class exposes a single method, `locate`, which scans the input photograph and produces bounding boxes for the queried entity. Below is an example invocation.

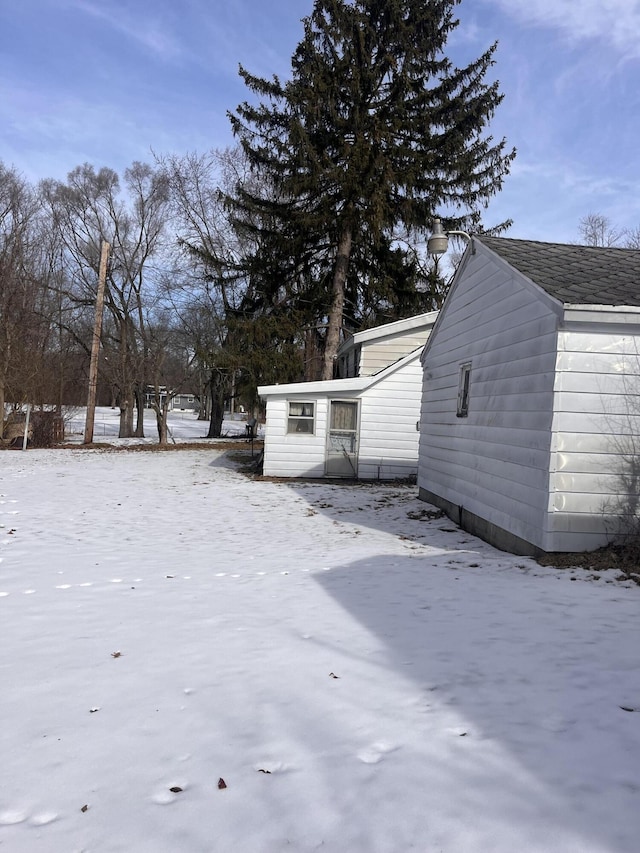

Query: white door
[325,400,359,477]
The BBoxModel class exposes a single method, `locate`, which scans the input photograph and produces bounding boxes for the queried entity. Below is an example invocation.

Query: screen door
[325,400,358,477]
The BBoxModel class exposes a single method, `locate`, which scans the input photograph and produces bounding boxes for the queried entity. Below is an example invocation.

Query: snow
[1,408,640,852]
[63,406,258,442]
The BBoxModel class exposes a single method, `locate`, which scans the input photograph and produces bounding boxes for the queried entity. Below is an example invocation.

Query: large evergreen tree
[229,0,515,378]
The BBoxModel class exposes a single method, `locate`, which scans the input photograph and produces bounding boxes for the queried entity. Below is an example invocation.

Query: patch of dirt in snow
[538,543,640,586]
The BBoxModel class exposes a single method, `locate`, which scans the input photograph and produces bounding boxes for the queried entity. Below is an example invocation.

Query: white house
[418,235,640,555]
[258,311,438,479]
[335,311,437,378]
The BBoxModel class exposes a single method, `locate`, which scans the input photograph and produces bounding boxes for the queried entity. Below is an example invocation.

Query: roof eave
[562,304,640,327]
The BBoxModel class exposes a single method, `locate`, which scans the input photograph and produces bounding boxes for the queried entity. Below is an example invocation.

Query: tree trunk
[133,386,145,437]
[126,398,134,435]
[207,371,225,438]
[197,377,209,420]
[322,224,352,380]
[0,332,11,439]
[118,383,135,438]
[154,400,169,445]
[304,327,323,381]
[119,396,132,437]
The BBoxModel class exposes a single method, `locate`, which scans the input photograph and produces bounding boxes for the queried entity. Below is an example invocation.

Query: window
[287,401,315,434]
[330,400,357,432]
[457,363,472,417]
[353,346,361,377]
[328,400,358,454]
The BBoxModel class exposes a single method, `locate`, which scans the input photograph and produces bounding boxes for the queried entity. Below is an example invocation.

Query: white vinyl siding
[336,311,438,378]
[262,397,328,477]
[545,329,640,551]
[419,249,559,550]
[359,332,430,376]
[357,357,423,479]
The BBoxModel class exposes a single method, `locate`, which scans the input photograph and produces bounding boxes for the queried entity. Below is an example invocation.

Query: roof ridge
[479,234,640,254]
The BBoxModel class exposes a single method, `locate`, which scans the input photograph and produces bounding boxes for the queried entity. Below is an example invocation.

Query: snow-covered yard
[1,410,640,852]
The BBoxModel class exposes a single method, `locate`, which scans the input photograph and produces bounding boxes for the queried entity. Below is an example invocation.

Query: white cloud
[71,0,184,61]
[487,0,640,57]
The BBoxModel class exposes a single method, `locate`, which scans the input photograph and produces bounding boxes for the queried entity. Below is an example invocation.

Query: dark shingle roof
[477,236,640,307]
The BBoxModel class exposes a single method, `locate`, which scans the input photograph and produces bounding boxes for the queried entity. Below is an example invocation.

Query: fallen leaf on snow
[111,651,122,658]
[329,672,340,679]
[169,786,183,793]
[218,778,227,789]
[89,707,100,713]
[80,804,88,813]
[258,769,272,774]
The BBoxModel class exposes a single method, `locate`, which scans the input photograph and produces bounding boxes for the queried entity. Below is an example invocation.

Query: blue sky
[1,0,640,242]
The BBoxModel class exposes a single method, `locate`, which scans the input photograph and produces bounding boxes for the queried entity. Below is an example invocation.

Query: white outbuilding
[418,235,640,555]
[258,311,438,479]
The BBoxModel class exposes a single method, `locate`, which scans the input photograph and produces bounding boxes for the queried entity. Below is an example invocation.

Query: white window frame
[287,401,315,434]
[457,362,472,418]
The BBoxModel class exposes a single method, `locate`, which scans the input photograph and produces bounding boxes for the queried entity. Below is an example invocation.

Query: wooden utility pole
[84,240,110,444]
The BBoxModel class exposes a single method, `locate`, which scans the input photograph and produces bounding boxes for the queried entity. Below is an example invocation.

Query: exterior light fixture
[427,218,475,255]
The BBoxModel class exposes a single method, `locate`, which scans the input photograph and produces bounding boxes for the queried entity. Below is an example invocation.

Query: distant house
[258,311,438,479]
[418,236,640,555]
[170,393,198,412]
[143,388,198,412]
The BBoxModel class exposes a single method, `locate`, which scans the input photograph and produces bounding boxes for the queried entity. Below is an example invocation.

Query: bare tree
[623,226,640,250]
[42,162,174,439]
[579,213,624,247]
[577,213,640,254]
[160,148,278,437]
[0,164,51,435]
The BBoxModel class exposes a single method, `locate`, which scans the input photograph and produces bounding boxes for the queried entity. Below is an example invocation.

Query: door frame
[325,398,360,478]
